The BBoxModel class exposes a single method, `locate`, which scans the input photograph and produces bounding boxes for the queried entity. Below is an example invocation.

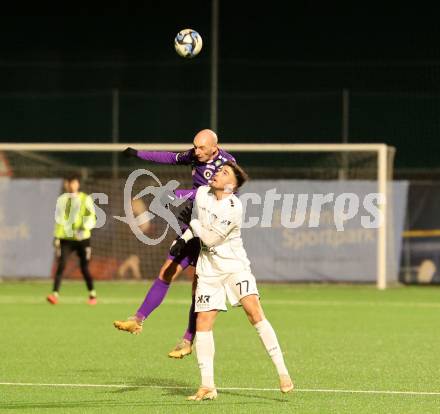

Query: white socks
[195,331,215,388]
[195,321,287,389]
[254,319,289,376]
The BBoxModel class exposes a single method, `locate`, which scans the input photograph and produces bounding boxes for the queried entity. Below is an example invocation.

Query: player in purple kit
[113,129,235,358]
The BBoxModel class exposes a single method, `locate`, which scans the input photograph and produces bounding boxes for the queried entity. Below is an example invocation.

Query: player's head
[210,161,248,192]
[64,174,80,193]
[193,129,218,162]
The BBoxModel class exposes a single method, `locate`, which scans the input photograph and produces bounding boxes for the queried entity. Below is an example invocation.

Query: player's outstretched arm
[122,147,138,158]
[122,147,193,165]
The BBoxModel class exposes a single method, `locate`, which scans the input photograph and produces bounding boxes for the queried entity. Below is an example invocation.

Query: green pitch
[1,281,440,413]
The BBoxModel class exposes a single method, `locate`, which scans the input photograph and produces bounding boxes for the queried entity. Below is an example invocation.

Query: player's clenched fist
[170,238,186,257]
[123,147,138,158]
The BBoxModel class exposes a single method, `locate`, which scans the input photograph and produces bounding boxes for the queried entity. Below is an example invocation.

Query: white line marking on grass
[0,382,439,396]
[297,388,440,396]
[2,296,440,309]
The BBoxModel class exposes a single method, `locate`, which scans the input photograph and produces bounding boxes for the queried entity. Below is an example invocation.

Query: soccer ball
[174,29,203,58]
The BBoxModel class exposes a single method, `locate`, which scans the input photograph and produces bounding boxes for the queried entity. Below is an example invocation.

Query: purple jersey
[136,148,236,268]
[137,148,236,200]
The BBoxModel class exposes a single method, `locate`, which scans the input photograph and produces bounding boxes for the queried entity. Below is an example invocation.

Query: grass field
[1,281,440,413]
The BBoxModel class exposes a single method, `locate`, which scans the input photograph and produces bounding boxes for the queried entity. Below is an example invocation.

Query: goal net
[0,143,404,289]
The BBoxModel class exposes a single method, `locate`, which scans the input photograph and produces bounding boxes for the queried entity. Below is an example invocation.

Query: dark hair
[223,161,249,189]
[64,173,81,182]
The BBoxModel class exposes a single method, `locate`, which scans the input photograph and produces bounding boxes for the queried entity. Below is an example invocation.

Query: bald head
[194,129,218,146]
[193,129,219,162]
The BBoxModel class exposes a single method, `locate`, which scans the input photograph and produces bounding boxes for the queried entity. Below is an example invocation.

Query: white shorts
[195,271,259,312]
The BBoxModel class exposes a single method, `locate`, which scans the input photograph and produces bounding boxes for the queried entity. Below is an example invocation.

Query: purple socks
[183,294,196,342]
[134,278,196,343]
[136,278,170,320]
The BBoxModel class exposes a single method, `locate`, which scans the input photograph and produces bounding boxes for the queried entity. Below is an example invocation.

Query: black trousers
[54,239,94,292]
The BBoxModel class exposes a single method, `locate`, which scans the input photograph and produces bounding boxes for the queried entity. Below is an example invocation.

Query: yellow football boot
[168,338,193,359]
[113,317,143,335]
[187,387,217,401]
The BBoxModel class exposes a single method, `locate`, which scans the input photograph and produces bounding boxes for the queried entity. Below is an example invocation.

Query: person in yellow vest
[47,174,97,305]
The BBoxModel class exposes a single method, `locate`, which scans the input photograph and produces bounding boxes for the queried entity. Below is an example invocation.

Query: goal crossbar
[0,142,391,289]
[0,143,388,152]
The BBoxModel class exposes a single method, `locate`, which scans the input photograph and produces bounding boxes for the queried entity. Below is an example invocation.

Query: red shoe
[46,294,58,305]
[88,297,97,305]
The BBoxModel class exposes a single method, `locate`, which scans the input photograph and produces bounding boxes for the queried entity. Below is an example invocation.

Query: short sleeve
[220,149,236,163]
[176,149,195,165]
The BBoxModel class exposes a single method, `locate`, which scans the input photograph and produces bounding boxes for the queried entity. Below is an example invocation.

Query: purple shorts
[167,237,200,269]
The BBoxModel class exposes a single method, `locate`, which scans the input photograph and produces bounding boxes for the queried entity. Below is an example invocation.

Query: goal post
[0,142,399,288]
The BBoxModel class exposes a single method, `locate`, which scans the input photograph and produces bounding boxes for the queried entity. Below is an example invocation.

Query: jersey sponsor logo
[197,294,211,304]
[220,219,232,226]
[203,169,213,179]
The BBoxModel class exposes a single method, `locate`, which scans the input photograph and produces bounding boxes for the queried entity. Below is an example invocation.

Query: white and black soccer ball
[174,29,203,58]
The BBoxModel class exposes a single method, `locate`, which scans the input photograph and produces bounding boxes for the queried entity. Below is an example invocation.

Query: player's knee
[159,261,181,283]
[243,302,264,325]
[196,316,207,331]
[241,295,264,324]
[196,312,214,331]
[246,310,264,325]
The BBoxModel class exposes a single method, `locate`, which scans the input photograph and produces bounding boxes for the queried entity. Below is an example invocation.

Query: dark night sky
[0,5,439,169]
[0,6,438,63]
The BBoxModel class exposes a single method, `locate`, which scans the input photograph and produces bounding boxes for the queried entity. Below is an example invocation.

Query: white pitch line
[297,388,440,396]
[2,296,440,309]
[0,382,439,396]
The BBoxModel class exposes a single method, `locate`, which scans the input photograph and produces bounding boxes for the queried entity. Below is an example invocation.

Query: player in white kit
[169,161,294,401]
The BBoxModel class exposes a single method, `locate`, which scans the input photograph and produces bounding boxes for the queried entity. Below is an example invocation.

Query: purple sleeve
[220,149,236,163]
[136,149,194,165]
[175,149,194,165]
[137,151,179,164]
[174,188,197,201]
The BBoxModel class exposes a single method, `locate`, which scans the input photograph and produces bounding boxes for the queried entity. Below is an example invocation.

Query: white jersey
[193,185,250,277]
